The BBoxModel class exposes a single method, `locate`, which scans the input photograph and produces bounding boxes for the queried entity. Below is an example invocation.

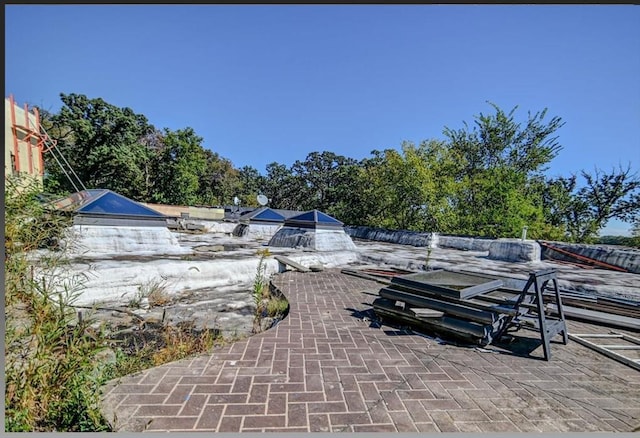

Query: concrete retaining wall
[434,235,494,252]
[345,226,437,247]
[344,226,494,251]
[342,225,638,272]
[487,239,541,262]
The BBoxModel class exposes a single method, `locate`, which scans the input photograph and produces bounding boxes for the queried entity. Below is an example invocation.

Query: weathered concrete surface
[62,225,193,256]
[540,240,640,274]
[344,226,493,252]
[100,270,640,433]
[345,226,436,247]
[488,239,541,262]
[353,240,639,303]
[340,224,639,273]
[435,235,494,252]
[269,227,357,251]
[233,223,282,241]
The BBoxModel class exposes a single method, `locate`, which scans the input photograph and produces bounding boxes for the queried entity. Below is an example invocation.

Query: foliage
[197,150,239,206]
[266,298,289,318]
[150,127,207,205]
[543,166,640,242]
[150,323,217,365]
[41,93,154,199]
[39,94,639,241]
[252,248,271,308]
[102,323,221,382]
[235,165,264,206]
[596,235,640,248]
[262,162,303,210]
[442,103,566,238]
[251,249,290,329]
[443,102,565,177]
[129,279,170,308]
[290,151,358,212]
[4,175,111,432]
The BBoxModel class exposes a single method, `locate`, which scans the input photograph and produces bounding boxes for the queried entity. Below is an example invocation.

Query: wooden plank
[379,288,499,324]
[459,279,504,299]
[274,255,310,273]
[411,308,445,318]
[341,269,391,285]
[387,283,522,316]
[391,270,505,300]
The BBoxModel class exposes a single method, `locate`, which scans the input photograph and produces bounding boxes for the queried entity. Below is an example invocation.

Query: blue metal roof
[239,207,285,223]
[53,190,165,218]
[284,209,344,227]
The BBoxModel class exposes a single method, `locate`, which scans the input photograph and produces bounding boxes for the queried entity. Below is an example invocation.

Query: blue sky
[5,5,639,235]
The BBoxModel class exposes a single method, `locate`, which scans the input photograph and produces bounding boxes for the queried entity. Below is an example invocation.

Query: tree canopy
[40,94,639,245]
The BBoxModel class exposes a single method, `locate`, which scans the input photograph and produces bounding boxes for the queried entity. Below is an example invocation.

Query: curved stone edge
[99,274,292,432]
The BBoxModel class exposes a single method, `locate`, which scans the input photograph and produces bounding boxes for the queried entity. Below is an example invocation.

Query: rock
[95,348,117,365]
[309,264,324,272]
[194,245,225,252]
[260,317,275,332]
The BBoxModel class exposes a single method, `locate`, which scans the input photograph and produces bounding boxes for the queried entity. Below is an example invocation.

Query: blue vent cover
[252,208,285,222]
[285,210,343,226]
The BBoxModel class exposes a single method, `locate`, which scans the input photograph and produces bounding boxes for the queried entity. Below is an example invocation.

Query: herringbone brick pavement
[100,269,640,432]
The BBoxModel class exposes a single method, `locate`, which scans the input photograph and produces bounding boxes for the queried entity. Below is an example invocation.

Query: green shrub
[4,175,111,431]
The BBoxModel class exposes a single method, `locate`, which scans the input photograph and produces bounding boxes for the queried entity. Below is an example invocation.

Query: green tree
[197,150,238,206]
[544,166,640,242]
[360,143,442,231]
[42,93,154,200]
[262,162,299,210]
[442,103,565,237]
[454,166,548,238]
[150,127,207,206]
[235,165,264,206]
[290,151,358,212]
[443,102,564,178]
[323,160,369,224]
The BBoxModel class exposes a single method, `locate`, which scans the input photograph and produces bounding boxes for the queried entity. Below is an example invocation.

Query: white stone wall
[62,225,193,257]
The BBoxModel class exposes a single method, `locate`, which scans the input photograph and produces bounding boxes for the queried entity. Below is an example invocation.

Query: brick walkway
[100,269,640,432]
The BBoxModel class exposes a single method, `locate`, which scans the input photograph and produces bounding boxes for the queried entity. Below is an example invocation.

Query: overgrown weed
[4,175,111,432]
[252,249,289,331]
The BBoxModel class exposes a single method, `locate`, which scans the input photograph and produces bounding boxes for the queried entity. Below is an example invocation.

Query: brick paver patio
[100,269,640,432]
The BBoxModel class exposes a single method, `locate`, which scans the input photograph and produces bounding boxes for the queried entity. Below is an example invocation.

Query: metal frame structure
[7,94,86,192]
[497,268,568,361]
[568,333,640,371]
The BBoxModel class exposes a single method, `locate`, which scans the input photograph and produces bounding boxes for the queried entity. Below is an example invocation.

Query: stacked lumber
[370,270,529,346]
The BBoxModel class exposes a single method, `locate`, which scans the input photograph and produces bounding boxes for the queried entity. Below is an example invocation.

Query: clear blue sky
[6,5,639,235]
